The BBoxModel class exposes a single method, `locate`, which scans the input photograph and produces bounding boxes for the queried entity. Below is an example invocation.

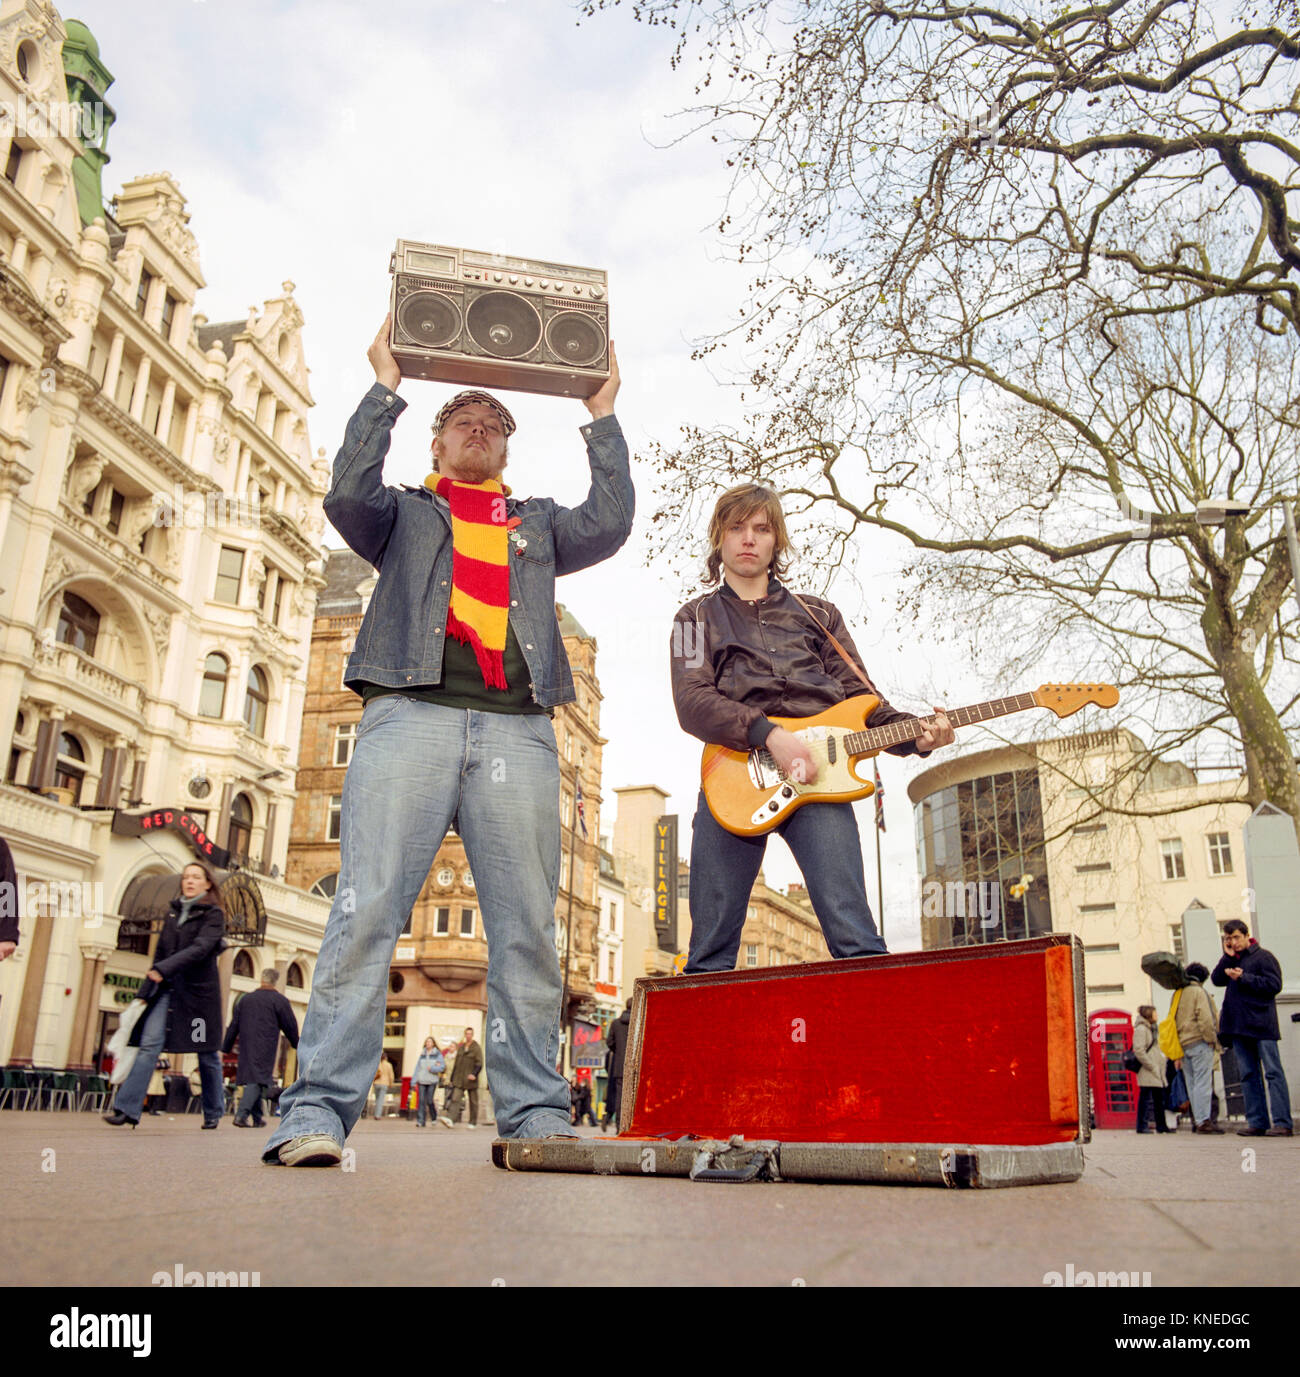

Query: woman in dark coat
[105,860,226,1128]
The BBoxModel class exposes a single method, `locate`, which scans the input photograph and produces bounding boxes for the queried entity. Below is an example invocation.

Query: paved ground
[3,1111,1294,1288]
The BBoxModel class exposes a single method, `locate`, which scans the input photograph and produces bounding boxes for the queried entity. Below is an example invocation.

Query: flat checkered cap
[433,390,517,437]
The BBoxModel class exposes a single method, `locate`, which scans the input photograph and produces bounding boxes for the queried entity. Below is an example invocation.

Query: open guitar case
[494,934,1088,1189]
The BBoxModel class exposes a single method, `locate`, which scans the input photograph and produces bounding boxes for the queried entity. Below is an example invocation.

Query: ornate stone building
[0,6,330,1074]
[288,548,609,1092]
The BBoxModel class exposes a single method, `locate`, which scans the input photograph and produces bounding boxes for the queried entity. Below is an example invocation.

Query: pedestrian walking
[1132,1005,1171,1134]
[372,1055,395,1120]
[570,1071,597,1127]
[411,1037,446,1127]
[0,834,18,961]
[439,1028,483,1128]
[104,860,226,1130]
[1212,920,1292,1137]
[602,999,632,1133]
[222,969,300,1129]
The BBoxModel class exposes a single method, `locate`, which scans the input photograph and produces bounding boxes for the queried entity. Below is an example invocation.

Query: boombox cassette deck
[388,239,610,399]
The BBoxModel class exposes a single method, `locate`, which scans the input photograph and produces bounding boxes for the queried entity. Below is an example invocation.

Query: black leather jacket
[670,577,925,754]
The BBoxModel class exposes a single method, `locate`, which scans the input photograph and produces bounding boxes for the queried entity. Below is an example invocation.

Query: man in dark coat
[0,835,18,961]
[106,862,227,1128]
[601,1000,632,1133]
[223,969,300,1128]
[438,1027,484,1128]
[1212,919,1292,1137]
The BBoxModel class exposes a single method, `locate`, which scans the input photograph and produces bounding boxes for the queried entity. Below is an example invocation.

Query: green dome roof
[63,18,99,58]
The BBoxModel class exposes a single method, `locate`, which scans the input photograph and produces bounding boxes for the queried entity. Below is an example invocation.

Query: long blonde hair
[703,483,793,586]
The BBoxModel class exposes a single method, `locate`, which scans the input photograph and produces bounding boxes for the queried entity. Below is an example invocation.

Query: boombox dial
[388,239,611,398]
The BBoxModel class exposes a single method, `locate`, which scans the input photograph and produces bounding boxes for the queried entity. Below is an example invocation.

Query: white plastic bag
[107,998,148,1086]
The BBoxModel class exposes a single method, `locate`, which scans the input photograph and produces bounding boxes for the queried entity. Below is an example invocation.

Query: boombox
[387,239,610,399]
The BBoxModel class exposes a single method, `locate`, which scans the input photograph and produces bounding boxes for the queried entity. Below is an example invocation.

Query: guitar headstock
[1033,683,1120,718]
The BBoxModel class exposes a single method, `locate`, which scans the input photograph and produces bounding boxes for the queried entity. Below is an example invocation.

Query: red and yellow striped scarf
[426,474,510,689]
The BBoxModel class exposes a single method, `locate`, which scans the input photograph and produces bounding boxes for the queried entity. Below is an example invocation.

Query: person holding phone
[1212,920,1291,1137]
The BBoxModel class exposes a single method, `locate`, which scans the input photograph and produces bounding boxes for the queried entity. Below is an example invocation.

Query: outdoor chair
[0,1068,32,1110]
[48,1072,78,1111]
[77,1073,110,1113]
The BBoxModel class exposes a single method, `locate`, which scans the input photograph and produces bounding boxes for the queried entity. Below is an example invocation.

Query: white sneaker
[437,1115,453,1128]
[465,1123,477,1130]
[276,1134,342,1167]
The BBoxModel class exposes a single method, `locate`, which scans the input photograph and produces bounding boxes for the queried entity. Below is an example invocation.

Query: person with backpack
[1173,962,1223,1135]
[1132,1005,1171,1134]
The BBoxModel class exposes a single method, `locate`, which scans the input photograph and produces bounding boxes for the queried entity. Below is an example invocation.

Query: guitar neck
[846,692,1040,756]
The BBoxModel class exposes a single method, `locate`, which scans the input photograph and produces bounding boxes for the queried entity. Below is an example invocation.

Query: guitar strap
[788,591,877,694]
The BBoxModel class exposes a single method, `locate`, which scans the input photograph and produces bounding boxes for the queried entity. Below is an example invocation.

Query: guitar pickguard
[744,727,869,828]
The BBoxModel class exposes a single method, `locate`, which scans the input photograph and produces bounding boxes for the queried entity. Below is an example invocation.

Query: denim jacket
[324,383,635,707]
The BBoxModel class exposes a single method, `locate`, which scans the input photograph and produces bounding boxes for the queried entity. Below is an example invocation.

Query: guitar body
[701,694,882,838]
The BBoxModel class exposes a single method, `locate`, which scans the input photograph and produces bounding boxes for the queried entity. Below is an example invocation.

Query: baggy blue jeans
[1234,1036,1293,1131]
[113,992,224,1121]
[686,791,888,972]
[263,697,574,1160]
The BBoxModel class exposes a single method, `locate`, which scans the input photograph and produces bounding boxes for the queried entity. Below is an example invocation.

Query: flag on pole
[873,762,886,832]
[575,775,588,838]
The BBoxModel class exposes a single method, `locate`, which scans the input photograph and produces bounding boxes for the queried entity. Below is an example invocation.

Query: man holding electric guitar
[670,483,956,972]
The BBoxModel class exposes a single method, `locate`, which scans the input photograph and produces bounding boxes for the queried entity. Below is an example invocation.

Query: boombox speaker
[388,239,610,399]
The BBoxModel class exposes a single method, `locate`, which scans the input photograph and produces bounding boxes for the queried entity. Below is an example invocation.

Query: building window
[53,731,87,803]
[160,292,176,338]
[1160,839,1186,880]
[105,488,124,534]
[609,900,618,936]
[1073,823,1107,835]
[1075,863,1111,874]
[228,792,253,863]
[1171,923,1185,963]
[310,872,338,899]
[243,665,269,737]
[233,950,254,978]
[286,962,304,988]
[744,943,758,968]
[1207,833,1233,876]
[55,590,100,655]
[271,576,285,626]
[136,268,152,316]
[199,653,228,718]
[4,142,22,184]
[560,852,569,891]
[333,722,357,766]
[434,907,450,936]
[561,791,572,828]
[214,546,244,603]
[326,795,343,841]
[607,950,616,983]
[459,907,475,938]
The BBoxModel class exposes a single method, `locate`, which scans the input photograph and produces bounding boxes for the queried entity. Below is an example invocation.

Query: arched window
[228,791,253,864]
[54,731,87,804]
[243,664,269,737]
[286,962,304,989]
[199,653,229,718]
[232,950,254,978]
[56,591,100,655]
[309,872,338,900]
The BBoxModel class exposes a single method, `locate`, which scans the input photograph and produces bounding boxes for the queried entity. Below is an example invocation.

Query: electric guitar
[700,683,1120,837]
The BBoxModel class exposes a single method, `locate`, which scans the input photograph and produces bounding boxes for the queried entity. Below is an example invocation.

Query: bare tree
[590,0,1300,831]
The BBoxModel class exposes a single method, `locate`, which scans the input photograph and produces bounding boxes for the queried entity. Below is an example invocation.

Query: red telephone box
[1088,1008,1137,1130]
